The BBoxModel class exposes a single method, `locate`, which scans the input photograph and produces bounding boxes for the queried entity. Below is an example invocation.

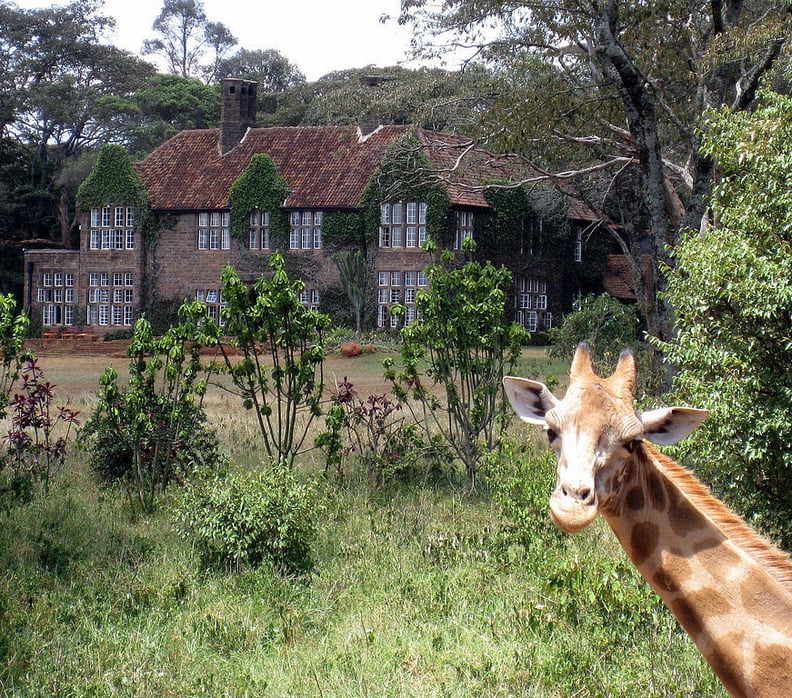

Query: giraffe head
[504,344,709,533]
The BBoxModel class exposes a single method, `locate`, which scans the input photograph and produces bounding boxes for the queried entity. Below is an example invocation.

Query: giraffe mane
[641,442,792,594]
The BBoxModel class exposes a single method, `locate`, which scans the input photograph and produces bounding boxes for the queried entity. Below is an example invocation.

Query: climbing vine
[228,153,290,248]
[322,211,365,248]
[359,134,453,248]
[76,144,149,238]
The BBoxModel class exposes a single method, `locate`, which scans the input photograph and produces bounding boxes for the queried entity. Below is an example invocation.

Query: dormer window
[89,206,135,251]
[379,201,427,248]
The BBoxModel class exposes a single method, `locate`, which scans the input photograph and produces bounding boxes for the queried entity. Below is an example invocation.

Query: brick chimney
[220,78,258,155]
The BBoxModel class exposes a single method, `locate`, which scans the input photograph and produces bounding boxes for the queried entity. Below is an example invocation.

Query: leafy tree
[209,255,331,468]
[657,91,792,547]
[385,243,529,486]
[142,0,237,82]
[259,66,496,131]
[398,0,790,344]
[0,0,155,242]
[217,48,305,92]
[129,74,219,154]
[0,293,30,421]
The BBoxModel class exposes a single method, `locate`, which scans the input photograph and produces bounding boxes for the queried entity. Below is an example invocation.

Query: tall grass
[0,349,725,697]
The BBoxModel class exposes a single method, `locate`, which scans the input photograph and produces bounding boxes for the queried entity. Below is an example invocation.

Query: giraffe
[503,344,792,697]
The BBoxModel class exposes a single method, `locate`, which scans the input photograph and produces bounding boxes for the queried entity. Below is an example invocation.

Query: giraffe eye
[625,439,641,453]
[546,428,558,443]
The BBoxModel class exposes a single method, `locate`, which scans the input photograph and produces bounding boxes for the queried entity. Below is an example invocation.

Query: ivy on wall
[76,144,150,238]
[359,134,453,248]
[228,153,290,249]
[322,211,365,249]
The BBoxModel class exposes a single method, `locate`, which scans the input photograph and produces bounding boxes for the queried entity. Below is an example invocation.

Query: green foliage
[1,359,79,506]
[657,92,792,546]
[228,153,290,245]
[76,144,150,237]
[322,210,365,247]
[476,183,534,262]
[385,247,529,485]
[209,254,331,468]
[549,293,662,395]
[0,292,30,419]
[317,376,424,485]
[359,134,453,247]
[174,464,318,576]
[79,308,223,514]
[334,249,367,332]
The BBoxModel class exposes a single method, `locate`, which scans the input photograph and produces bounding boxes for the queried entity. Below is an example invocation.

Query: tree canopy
[658,91,792,546]
[399,0,791,343]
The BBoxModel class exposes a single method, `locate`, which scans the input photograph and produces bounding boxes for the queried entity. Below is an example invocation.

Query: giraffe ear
[640,407,709,445]
[503,376,559,425]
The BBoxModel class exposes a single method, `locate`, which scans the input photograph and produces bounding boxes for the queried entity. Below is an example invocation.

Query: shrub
[209,254,331,468]
[386,244,528,487]
[79,309,223,513]
[549,293,661,395]
[1,359,80,505]
[174,464,318,576]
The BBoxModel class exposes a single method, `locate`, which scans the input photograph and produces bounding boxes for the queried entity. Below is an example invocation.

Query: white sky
[12,0,444,81]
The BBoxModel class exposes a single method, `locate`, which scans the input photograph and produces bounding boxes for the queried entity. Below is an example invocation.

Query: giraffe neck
[601,443,792,698]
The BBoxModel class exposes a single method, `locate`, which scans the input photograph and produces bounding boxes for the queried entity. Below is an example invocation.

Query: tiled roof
[134,122,610,223]
[134,125,516,212]
[602,254,637,301]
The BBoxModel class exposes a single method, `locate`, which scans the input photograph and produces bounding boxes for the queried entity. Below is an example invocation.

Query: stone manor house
[23,78,611,337]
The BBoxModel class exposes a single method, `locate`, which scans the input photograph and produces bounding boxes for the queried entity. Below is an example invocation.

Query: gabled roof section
[133,124,538,213]
[135,125,406,210]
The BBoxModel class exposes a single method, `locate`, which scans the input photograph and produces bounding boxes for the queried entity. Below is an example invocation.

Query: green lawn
[0,347,725,697]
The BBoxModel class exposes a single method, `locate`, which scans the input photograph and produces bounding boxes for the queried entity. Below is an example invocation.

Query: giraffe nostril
[580,488,592,502]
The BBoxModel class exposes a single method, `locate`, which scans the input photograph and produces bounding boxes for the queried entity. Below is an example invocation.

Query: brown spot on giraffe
[630,521,659,566]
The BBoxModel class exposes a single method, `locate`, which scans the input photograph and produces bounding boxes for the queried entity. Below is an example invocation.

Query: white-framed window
[112,305,122,325]
[113,289,123,303]
[89,206,134,252]
[113,273,123,286]
[249,210,271,250]
[53,272,62,287]
[390,288,401,303]
[380,201,427,249]
[65,273,74,287]
[196,288,227,327]
[124,306,134,326]
[42,305,56,326]
[543,312,553,330]
[42,272,52,287]
[98,305,109,326]
[125,273,134,286]
[417,272,428,287]
[100,272,109,286]
[454,211,474,250]
[89,272,99,287]
[290,211,323,250]
[378,272,388,286]
[54,289,63,304]
[574,228,583,263]
[516,277,549,331]
[197,211,230,251]
[65,289,74,303]
[124,289,133,304]
[404,271,415,287]
[64,305,74,326]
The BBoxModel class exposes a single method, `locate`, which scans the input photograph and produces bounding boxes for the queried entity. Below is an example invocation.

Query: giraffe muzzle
[549,483,599,533]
